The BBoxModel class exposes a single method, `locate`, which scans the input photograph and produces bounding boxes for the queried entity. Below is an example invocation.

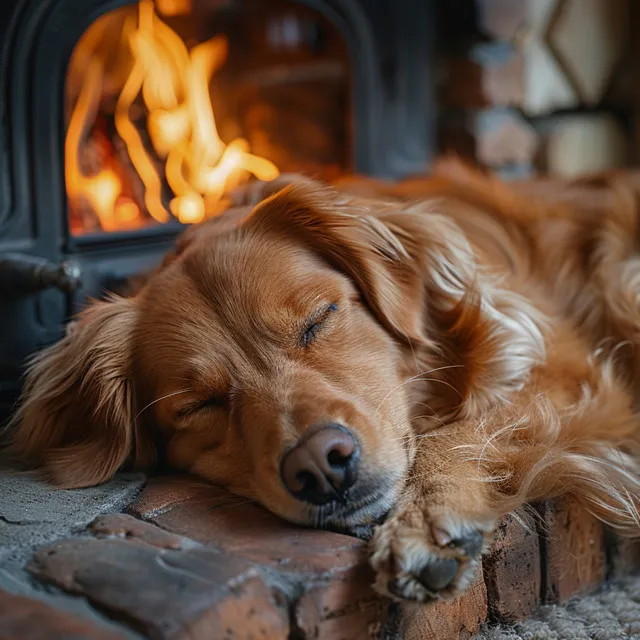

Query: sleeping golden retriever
[8,162,640,602]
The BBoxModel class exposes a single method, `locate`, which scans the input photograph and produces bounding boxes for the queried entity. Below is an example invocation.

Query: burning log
[107,111,176,226]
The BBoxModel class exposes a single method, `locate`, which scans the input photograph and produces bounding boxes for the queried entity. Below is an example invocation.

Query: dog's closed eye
[301,303,338,348]
[178,394,228,418]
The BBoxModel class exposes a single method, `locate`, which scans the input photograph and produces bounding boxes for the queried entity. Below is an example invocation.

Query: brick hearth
[0,475,638,639]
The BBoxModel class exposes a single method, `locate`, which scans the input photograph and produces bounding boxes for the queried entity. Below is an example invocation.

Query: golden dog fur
[8,162,640,601]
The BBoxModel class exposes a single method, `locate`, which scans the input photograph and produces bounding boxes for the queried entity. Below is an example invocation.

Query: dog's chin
[279,477,403,541]
[323,499,394,541]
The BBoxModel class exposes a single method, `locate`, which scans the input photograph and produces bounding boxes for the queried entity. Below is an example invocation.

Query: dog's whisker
[384,423,451,446]
[131,388,193,424]
[374,365,465,415]
[414,430,450,439]
[413,400,448,429]
[421,377,465,399]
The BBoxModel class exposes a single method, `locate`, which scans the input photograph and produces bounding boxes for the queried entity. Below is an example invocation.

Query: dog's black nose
[280,424,359,505]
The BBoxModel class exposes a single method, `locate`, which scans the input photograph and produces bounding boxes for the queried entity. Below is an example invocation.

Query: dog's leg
[370,418,501,602]
[371,378,640,602]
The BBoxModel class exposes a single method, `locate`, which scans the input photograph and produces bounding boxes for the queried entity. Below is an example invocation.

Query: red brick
[28,515,290,640]
[399,568,488,640]
[294,566,387,640]
[539,498,606,604]
[133,477,371,576]
[182,578,290,640]
[126,475,228,519]
[133,477,389,637]
[483,514,541,622]
[0,589,125,640]
[89,513,190,549]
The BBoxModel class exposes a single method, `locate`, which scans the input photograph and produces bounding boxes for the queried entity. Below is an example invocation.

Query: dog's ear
[246,180,477,345]
[247,180,546,414]
[8,296,150,488]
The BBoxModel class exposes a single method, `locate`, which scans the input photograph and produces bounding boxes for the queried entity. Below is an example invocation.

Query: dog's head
[9,180,544,529]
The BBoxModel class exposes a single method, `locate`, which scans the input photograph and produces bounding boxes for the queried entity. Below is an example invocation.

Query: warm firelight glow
[65,59,125,232]
[66,0,279,233]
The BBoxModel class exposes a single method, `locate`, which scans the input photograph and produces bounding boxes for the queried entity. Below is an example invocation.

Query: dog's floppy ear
[246,180,476,345]
[8,296,149,488]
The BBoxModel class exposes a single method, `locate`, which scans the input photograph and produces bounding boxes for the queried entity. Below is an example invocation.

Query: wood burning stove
[0,0,435,416]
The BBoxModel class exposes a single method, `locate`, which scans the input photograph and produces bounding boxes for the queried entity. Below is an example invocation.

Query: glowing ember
[66,0,279,233]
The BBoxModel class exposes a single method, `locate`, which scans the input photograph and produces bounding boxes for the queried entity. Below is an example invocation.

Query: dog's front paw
[370,506,495,602]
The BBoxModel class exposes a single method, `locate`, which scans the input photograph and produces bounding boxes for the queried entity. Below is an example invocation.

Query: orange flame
[66,0,279,232]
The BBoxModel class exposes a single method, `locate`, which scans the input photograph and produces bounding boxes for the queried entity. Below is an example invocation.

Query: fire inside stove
[66,0,290,235]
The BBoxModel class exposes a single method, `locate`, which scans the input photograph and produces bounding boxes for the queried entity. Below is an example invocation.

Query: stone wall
[437,0,637,179]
